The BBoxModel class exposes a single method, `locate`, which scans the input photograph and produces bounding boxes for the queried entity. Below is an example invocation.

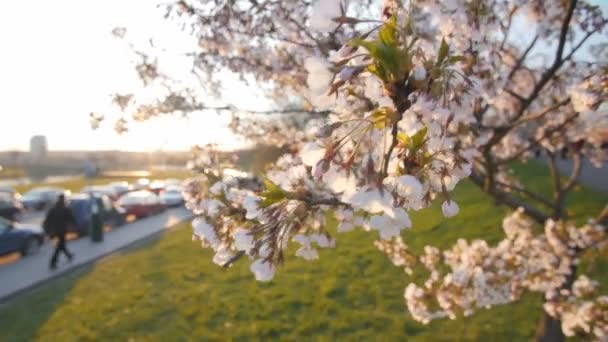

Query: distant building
[30,135,48,160]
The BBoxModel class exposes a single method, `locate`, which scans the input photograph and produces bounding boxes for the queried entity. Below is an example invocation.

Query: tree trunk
[536,266,577,342]
[535,311,564,342]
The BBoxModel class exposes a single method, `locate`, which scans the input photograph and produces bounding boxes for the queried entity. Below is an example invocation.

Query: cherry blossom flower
[441,200,459,218]
[300,142,326,167]
[140,2,608,339]
[250,259,276,282]
[370,208,412,240]
[243,195,263,220]
[233,229,254,252]
[345,185,395,216]
[309,0,343,32]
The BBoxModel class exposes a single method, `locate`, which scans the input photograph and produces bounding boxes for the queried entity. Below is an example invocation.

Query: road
[0,208,193,302]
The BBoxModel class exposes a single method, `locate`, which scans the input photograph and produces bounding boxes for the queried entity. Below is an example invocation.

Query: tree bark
[535,312,565,342]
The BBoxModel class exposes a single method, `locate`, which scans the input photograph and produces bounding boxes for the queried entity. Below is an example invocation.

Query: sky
[0,1,605,152]
[0,0,257,152]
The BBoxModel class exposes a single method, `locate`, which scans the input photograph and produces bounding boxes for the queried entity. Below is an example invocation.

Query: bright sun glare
[0,0,255,152]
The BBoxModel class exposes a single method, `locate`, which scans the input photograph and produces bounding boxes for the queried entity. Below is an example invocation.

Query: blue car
[0,217,44,256]
[68,194,127,236]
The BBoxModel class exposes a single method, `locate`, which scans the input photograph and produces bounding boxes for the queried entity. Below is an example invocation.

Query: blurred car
[0,186,21,201]
[0,190,24,221]
[134,178,150,190]
[108,181,132,196]
[159,185,184,207]
[117,190,165,219]
[223,169,263,192]
[0,217,44,256]
[148,180,165,195]
[81,185,120,201]
[21,187,68,211]
[68,193,127,236]
[164,178,182,186]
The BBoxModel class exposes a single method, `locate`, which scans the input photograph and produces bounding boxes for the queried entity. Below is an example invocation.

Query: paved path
[554,159,608,193]
[0,208,193,301]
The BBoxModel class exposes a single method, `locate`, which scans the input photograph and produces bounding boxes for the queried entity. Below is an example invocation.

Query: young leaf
[436,38,449,66]
[371,107,397,129]
[260,177,286,207]
[410,126,428,150]
[448,55,465,64]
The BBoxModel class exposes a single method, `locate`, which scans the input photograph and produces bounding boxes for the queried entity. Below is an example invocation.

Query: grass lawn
[0,161,606,341]
[13,169,191,194]
[0,167,26,179]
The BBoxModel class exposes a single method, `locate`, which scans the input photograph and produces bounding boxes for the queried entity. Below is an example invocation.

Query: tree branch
[506,34,539,82]
[494,180,555,208]
[470,171,549,224]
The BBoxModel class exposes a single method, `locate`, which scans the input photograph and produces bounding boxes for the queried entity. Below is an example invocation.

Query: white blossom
[300,142,325,167]
[233,229,255,252]
[296,246,319,260]
[250,259,276,282]
[309,0,342,32]
[243,195,263,220]
[192,218,220,249]
[441,200,459,218]
[212,247,234,266]
[370,208,412,240]
[411,66,427,81]
[345,185,395,216]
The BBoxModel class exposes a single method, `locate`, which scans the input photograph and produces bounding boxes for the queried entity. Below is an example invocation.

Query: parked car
[149,180,165,195]
[0,217,44,256]
[81,185,120,201]
[21,187,68,211]
[164,178,182,187]
[134,178,150,190]
[117,190,165,219]
[159,185,184,207]
[0,186,21,201]
[68,194,127,236]
[108,181,132,196]
[0,191,24,221]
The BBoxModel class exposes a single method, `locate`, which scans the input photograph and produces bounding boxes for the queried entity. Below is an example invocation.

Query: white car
[108,181,131,195]
[159,186,184,207]
[134,178,150,190]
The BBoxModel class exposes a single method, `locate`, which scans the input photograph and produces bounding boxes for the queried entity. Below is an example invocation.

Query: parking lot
[0,207,192,301]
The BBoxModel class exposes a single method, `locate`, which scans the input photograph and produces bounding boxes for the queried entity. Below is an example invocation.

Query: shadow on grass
[0,229,169,342]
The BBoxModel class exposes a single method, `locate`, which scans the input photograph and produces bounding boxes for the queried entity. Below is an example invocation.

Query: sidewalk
[0,208,193,301]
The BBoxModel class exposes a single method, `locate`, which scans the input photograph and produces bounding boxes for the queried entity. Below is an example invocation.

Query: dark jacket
[44,205,76,237]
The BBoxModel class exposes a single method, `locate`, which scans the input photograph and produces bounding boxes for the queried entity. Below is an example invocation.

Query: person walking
[43,194,75,270]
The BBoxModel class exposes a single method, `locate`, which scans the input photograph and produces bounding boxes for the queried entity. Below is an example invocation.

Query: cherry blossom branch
[470,170,549,224]
[506,34,539,82]
[497,112,580,166]
[494,180,555,209]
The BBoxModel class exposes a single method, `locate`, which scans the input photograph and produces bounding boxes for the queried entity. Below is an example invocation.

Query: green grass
[13,169,190,194]
[0,167,25,179]
[0,161,606,341]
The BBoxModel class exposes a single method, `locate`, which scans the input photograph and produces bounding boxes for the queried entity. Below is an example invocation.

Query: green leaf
[371,107,396,129]
[410,126,428,150]
[378,15,398,45]
[398,126,427,152]
[436,38,449,66]
[351,20,403,83]
[448,55,465,64]
[260,177,286,208]
[397,132,411,146]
